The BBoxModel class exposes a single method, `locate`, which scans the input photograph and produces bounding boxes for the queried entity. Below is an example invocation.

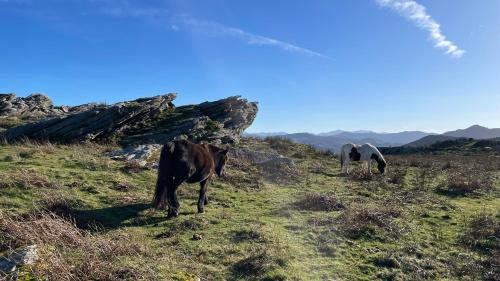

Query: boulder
[106,144,162,168]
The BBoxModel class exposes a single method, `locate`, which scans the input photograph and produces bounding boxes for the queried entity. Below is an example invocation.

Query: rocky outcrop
[2,94,258,145]
[0,93,102,120]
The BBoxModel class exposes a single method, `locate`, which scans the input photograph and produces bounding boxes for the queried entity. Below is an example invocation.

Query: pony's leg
[167,179,183,218]
[198,179,209,213]
[345,159,350,174]
[367,160,372,175]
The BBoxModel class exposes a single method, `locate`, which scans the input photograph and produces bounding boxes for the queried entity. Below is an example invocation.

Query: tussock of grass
[0,169,60,189]
[258,161,301,185]
[460,213,499,252]
[336,204,402,240]
[264,137,295,154]
[347,170,374,181]
[436,170,494,196]
[230,229,265,243]
[120,160,148,174]
[294,192,345,212]
[231,247,289,280]
[387,168,406,185]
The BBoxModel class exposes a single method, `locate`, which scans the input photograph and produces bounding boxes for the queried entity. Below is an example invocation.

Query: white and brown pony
[340,143,386,175]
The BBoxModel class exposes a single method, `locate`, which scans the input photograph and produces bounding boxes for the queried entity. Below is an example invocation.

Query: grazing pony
[340,143,386,175]
[152,140,228,218]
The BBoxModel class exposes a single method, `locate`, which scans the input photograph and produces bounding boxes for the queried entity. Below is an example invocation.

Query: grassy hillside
[0,138,499,280]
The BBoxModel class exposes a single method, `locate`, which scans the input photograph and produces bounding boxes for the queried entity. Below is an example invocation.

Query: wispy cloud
[174,15,329,59]
[375,0,465,58]
[90,0,329,59]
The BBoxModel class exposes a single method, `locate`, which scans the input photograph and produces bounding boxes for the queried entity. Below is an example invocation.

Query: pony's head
[377,160,386,174]
[371,153,387,174]
[214,149,229,177]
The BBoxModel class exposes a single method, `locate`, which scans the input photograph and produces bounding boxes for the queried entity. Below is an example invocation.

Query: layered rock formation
[1,93,258,145]
[0,93,101,120]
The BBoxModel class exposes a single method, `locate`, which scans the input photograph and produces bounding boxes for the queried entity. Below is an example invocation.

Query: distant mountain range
[245,125,500,152]
[406,125,500,147]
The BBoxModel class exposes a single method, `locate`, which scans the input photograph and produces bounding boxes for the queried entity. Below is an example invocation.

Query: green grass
[0,139,499,280]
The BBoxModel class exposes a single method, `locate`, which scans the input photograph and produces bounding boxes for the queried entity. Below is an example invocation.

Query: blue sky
[1,0,499,133]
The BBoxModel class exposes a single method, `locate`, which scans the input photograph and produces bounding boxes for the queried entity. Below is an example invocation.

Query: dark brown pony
[152,140,228,218]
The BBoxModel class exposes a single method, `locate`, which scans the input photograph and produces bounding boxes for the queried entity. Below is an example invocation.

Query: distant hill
[381,138,500,155]
[247,125,500,153]
[317,130,346,136]
[405,125,500,148]
[269,133,414,152]
[244,132,288,138]
[405,135,460,147]
[443,125,500,139]
[335,131,432,145]
[247,130,434,152]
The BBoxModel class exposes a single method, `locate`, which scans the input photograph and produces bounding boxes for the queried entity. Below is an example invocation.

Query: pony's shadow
[58,203,168,231]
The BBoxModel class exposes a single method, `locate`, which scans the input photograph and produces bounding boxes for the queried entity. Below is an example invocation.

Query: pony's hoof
[166,212,179,219]
[197,209,205,214]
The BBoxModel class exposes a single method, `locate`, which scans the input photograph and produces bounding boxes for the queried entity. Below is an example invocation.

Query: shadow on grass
[50,203,167,231]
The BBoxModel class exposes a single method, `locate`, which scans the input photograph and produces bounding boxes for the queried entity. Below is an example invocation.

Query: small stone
[192,234,203,241]
[8,245,38,266]
[0,257,17,275]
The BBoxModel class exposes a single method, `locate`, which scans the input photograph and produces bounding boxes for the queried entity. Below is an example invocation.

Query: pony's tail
[152,142,175,209]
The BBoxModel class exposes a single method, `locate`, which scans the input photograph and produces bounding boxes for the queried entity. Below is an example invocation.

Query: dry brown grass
[231,247,289,279]
[264,137,295,154]
[0,169,60,189]
[336,204,403,240]
[347,169,374,181]
[120,160,148,174]
[436,169,494,196]
[294,192,345,212]
[0,211,154,281]
[257,160,301,185]
[460,213,499,252]
[386,168,406,185]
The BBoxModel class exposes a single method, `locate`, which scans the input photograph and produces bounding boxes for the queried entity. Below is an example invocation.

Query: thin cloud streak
[376,0,465,58]
[89,1,328,59]
[174,16,329,59]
